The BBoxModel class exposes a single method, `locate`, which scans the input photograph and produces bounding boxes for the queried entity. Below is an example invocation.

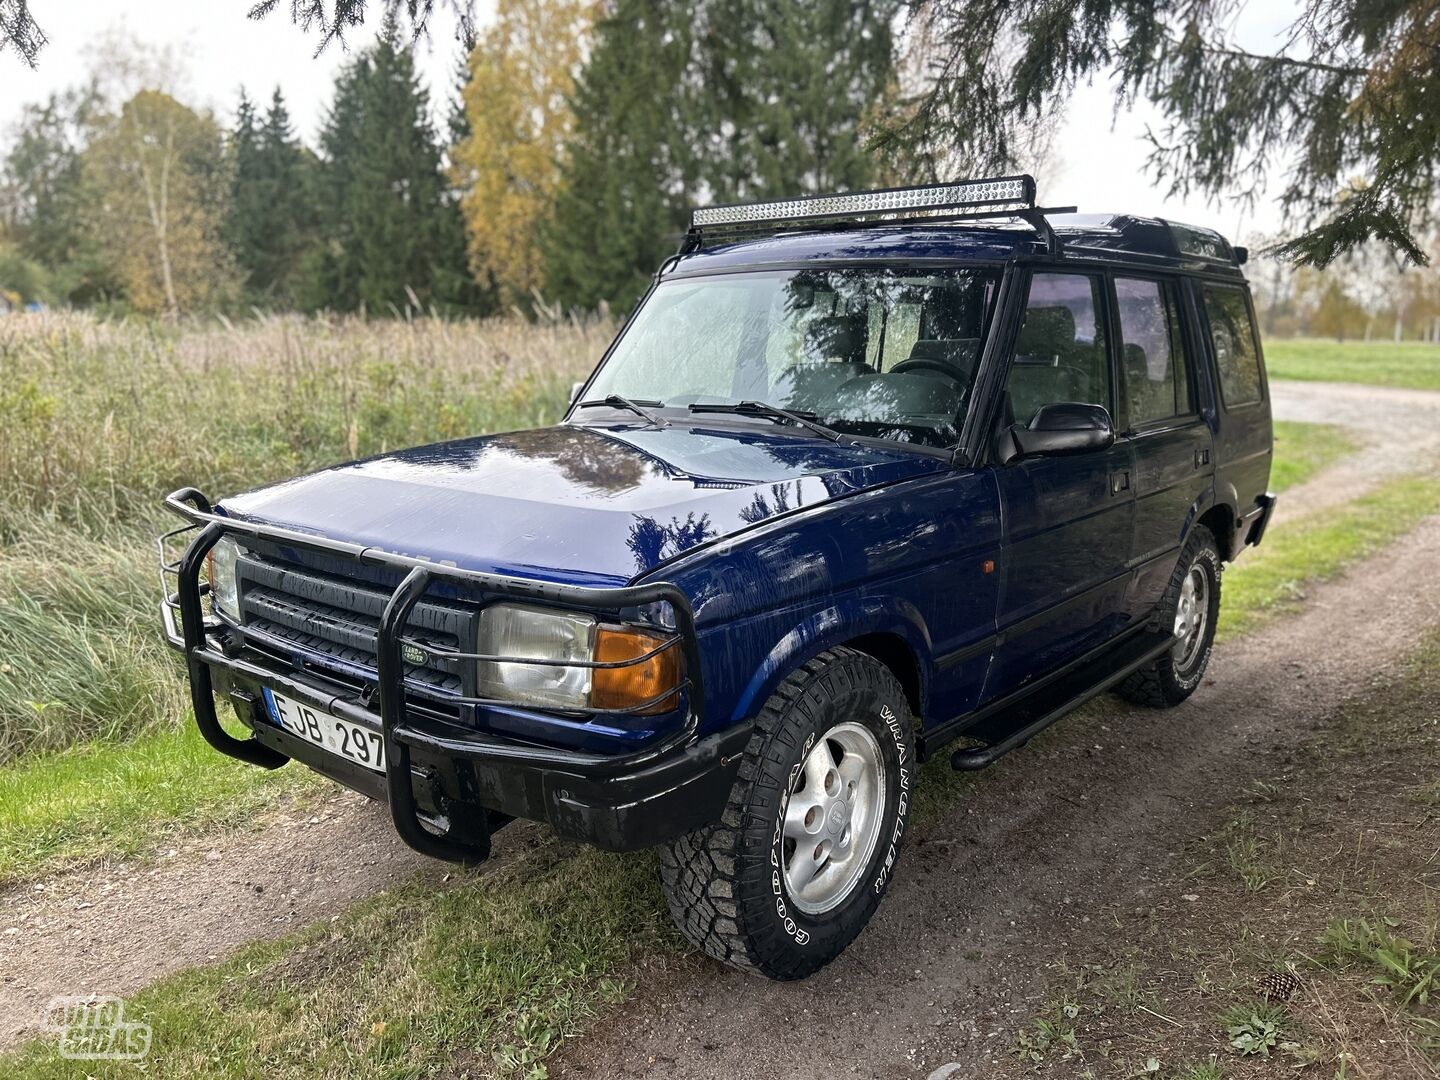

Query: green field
[1266,338,1440,391]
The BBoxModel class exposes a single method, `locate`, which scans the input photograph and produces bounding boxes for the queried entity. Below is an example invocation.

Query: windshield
[581,267,1000,447]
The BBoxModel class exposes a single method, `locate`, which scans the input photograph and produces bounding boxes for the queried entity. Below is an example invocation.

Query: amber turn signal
[590,625,681,714]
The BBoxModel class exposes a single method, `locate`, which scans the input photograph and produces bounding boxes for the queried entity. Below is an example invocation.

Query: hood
[219,421,947,586]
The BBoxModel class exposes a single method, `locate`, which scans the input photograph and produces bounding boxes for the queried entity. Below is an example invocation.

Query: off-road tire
[1115,524,1223,708]
[659,647,915,980]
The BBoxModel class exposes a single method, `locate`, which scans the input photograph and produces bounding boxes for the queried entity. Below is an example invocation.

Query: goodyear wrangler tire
[660,647,915,980]
[1115,524,1222,708]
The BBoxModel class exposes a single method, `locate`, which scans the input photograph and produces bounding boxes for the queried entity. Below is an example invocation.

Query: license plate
[261,687,386,773]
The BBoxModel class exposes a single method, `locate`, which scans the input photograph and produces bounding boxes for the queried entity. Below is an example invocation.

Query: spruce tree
[896,0,1440,267]
[226,90,267,298]
[713,0,900,199]
[258,90,320,305]
[542,0,901,312]
[301,27,476,313]
[541,0,698,313]
[228,87,320,307]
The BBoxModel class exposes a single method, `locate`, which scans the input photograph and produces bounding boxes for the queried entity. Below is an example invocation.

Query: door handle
[1110,470,1130,495]
[1194,448,1211,468]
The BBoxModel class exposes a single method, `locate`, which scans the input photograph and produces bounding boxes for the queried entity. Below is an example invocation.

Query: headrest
[804,314,867,364]
[1123,341,1148,374]
[1015,306,1076,357]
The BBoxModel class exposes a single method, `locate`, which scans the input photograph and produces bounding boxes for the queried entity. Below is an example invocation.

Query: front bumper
[159,487,741,864]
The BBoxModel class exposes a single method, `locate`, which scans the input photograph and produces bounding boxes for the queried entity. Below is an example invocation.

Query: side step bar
[951,631,1176,771]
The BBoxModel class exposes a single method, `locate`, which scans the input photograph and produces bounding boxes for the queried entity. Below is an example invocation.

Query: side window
[1114,277,1192,426]
[1009,272,1110,424]
[1202,285,1264,406]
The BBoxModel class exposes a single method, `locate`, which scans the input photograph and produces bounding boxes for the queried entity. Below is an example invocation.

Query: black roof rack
[681,174,1077,256]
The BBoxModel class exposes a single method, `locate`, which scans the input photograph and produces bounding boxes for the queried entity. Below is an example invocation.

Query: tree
[246,0,479,54]
[891,0,1439,268]
[541,0,697,313]
[0,84,113,304]
[301,28,475,313]
[710,0,902,200]
[0,0,44,66]
[452,0,593,309]
[542,0,902,312]
[228,88,320,306]
[82,90,237,316]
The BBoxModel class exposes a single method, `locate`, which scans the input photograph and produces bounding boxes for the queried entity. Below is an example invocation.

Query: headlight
[476,604,596,709]
[207,538,241,621]
[475,603,681,713]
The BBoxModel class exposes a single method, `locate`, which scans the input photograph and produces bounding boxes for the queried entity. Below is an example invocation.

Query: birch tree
[83,91,235,316]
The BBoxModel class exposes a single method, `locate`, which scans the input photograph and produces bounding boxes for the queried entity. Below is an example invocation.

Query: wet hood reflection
[220,421,947,585]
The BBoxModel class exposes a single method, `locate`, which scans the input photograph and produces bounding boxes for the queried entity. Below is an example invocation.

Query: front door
[985,271,1136,702]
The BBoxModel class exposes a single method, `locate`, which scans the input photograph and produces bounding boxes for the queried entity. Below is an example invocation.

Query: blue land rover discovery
[161,175,1276,979]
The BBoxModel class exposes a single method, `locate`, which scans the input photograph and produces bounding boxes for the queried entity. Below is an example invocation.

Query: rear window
[1201,285,1264,406]
[1114,277,1192,426]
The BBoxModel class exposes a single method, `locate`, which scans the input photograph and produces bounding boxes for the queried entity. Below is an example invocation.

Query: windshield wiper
[576,394,668,428]
[688,400,842,442]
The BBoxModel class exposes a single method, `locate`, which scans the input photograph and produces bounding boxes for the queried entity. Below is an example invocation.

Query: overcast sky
[3,1,1298,243]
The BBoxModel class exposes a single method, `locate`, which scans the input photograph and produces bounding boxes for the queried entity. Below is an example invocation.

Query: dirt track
[552,510,1440,1080]
[2,379,1438,1057]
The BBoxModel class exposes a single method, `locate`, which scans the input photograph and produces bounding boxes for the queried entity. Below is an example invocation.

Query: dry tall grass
[0,311,612,759]
[0,311,612,534]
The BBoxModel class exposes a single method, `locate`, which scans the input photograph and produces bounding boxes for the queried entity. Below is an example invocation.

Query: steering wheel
[890,358,967,385]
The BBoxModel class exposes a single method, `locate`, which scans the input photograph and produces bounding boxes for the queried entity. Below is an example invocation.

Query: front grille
[235,553,478,698]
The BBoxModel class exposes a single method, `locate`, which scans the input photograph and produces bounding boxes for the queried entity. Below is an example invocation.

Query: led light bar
[691,175,1035,229]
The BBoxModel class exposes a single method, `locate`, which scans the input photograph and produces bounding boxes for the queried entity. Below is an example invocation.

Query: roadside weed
[1012,998,1081,1063]
[1220,1001,1289,1057]
[1320,918,1440,1007]
[1224,832,1281,893]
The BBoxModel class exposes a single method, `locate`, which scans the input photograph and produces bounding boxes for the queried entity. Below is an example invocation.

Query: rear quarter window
[1201,285,1264,406]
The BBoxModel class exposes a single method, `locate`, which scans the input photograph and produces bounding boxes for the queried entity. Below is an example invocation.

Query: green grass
[0,722,321,885]
[1266,338,1440,392]
[1,839,675,1080]
[1269,420,1357,493]
[1219,473,1440,640]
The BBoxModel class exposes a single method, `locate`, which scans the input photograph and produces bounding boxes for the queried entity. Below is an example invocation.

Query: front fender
[728,595,934,726]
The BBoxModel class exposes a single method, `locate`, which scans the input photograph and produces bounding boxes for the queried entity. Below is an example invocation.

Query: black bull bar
[158,487,709,865]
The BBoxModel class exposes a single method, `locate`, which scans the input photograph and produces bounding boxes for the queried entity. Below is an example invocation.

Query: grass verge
[1269,419,1357,493]
[0,722,321,886]
[1218,472,1440,640]
[2,837,678,1080]
[1266,338,1440,392]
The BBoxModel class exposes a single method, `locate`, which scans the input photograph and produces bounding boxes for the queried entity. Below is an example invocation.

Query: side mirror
[569,381,585,405]
[1012,402,1115,459]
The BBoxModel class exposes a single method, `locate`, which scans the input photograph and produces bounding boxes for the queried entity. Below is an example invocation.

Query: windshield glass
[582,267,1000,447]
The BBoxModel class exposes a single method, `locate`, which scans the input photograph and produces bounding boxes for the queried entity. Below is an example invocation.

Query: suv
[161,175,1275,980]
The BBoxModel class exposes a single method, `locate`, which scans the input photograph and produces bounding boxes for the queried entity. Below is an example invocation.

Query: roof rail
[681,174,1076,256]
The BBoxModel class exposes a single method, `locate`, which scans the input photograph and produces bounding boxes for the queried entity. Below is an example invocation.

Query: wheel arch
[728,598,932,727]
[1195,502,1236,561]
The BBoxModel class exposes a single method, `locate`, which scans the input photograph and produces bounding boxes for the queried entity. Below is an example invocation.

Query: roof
[666,213,1247,281]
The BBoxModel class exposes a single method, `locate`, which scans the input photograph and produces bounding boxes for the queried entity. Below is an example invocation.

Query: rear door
[986,270,1136,701]
[1111,275,1212,615]
[1198,283,1273,552]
